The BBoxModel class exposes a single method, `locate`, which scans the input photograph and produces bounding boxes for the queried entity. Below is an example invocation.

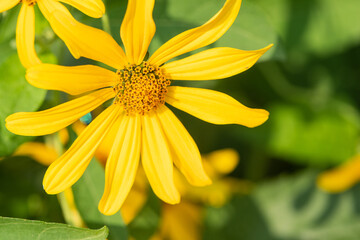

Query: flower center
[113,61,170,115]
[21,0,36,6]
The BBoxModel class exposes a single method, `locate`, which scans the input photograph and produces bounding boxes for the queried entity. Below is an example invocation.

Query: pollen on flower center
[21,0,36,6]
[113,61,171,115]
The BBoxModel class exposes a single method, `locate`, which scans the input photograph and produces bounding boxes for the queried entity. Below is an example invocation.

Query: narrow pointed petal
[205,149,239,177]
[16,3,41,68]
[149,0,242,66]
[0,0,19,12]
[43,105,121,194]
[58,0,105,18]
[6,88,115,136]
[38,0,127,69]
[94,118,121,164]
[163,45,273,80]
[27,64,117,95]
[121,168,148,224]
[141,111,180,204]
[156,105,211,186]
[120,0,155,64]
[317,155,360,193]
[14,142,58,166]
[166,86,269,127]
[99,115,141,215]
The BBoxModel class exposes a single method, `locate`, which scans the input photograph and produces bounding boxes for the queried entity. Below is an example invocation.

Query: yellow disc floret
[21,0,37,6]
[113,61,171,115]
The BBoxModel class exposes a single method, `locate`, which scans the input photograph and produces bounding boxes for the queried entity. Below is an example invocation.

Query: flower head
[0,0,105,68]
[6,0,272,215]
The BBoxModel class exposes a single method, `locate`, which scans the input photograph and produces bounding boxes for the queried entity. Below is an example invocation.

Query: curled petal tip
[261,43,274,52]
[166,195,181,205]
[192,177,213,187]
[248,109,270,128]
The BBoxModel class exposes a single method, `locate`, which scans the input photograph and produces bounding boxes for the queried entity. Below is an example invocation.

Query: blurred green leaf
[0,216,108,240]
[267,103,359,166]
[128,191,161,240]
[72,159,128,240]
[253,0,360,57]
[204,195,273,240]
[0,53,46,156]
[253,171,360,240]
[0,6,19,43]
[0,157,63,222]
[151,0,282,61]
[204,170,360,240]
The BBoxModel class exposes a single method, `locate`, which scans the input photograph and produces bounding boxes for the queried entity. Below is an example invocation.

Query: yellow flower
[151,202,202,240]
[6,0,271,215]
[151,150,250,240]
[317,154,360,193]
[0,0,105,68]
[123,149,248,240]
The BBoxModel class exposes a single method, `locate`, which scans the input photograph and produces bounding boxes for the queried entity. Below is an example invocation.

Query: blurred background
[1,0,360,239]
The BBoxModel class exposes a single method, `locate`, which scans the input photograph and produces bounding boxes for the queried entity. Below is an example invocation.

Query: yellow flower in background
[151,202,202,240]
[0,0,105,68]
[151,149,246,240]
[174,149,251,207]
[6,0,271,215]
[317,154,360,193]
[121,149,248,240]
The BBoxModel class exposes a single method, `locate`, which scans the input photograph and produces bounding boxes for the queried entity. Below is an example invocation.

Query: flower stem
[101,1,112,35]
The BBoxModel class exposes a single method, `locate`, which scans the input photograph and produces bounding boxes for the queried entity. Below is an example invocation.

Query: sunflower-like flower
[0,0,105,68]
[6,0,272,215]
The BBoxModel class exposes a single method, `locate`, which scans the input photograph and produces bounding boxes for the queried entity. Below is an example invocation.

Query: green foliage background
[0,0,360,239]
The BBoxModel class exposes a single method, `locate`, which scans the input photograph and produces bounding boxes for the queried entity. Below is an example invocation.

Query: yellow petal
[166,86,269,128]
[27,64,117,95]
[156,105,211,186]
[6,88,115,136]
[58,0,105,18]
[14,142,58,166]
[93,118,121,164]
[157,202,202,240]
[99,115,141,215]
[149,0,242,66]
[163,45,273,80]
[62,188,85,228]
[0,0,19,12]
[185,178,246,207]
[43,105,121,194]
[121,168,148,224]
[120,0,155,64]
[317,155,360,193]
[141,111,180,204]
[38,0,127,69]
[205,149,239,177]
[16,3,41,68]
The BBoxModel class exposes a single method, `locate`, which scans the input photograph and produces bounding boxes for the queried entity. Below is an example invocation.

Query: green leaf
[267,103,359,166]
[253,0,360,57]
[0,6,19,43]
[0,157,63,222]
[72,159,128,240]
[156,0,282,61]
[253,171,360,240]
[204,195,273,240]
[0,53,46,156]
[204,171,360,240]
[0,216,108,240]
[128,190,161,240]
